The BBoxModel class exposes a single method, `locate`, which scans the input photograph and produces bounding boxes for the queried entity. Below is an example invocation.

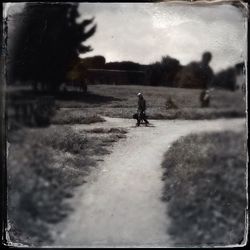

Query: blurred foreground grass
[7,125,127,246]
[161,130,247,246]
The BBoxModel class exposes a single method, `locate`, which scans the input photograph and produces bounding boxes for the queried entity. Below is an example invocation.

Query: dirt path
[53,117,245,248]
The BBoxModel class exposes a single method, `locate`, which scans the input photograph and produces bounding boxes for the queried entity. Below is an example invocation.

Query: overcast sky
[5,2,247,73]
[78,2,247,72]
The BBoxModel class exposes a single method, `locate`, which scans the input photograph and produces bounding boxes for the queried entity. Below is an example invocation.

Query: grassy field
[51,110,105,125]
[161,130,247,246]
[5,84,246,246]
[7,124,127,246]
[56,85,246,120]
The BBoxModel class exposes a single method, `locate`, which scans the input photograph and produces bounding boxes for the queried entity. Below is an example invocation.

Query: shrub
[165,96,178,109]
[51,109,105,125]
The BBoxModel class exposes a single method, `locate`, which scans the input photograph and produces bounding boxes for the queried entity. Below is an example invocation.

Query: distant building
[85,69,147,85]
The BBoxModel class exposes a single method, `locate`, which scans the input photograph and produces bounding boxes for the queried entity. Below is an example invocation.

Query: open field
[56,85,246,120]
[7,124,127,246]
[6,84,247,246]
[161,130,247,246]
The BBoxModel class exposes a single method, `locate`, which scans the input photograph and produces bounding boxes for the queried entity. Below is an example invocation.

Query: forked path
[53,117,245,248]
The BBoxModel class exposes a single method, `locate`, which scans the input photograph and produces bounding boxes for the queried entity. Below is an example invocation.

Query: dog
[133,113,139,119]
[133,112,148,124]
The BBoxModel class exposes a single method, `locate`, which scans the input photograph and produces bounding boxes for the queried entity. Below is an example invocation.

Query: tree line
[7,3,244,93]
[76,54,244,91]
[7,3,96,93]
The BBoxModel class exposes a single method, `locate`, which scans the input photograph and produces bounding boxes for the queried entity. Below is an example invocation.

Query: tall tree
[212,67,237,91]
[148,56,181,86]
[8,3,96,92]
[174,52,214,89]
[160,56,181,86]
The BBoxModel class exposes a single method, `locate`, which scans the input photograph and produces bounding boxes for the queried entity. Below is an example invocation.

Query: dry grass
[87,127,127,134]
[51,109,105,125]
[57,85,246,120]
[7,124,127,246]
[161,130,247,246]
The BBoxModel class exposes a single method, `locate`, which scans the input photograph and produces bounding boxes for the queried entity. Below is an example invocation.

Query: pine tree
[8,3,96,93]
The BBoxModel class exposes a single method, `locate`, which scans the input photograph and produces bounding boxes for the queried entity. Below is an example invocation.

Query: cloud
[6,3,246,72]
[79,2,247,72]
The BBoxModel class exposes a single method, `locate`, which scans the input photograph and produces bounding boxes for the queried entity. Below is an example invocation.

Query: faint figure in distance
[200,89,211,107]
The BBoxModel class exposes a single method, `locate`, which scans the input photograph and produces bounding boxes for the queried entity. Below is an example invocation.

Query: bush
[38,126,88,154]
[165,96,178,109]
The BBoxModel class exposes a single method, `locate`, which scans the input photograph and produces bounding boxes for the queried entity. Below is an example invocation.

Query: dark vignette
[1,0,249,248]
[1,3,8,248]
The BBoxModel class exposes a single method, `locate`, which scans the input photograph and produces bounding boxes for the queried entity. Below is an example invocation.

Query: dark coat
[138,97,146,112]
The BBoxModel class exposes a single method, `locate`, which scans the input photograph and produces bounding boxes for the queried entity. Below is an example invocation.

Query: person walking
[137,93,149,126]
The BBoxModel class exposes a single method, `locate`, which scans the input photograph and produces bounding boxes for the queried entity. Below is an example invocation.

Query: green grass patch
[161,130,247,246]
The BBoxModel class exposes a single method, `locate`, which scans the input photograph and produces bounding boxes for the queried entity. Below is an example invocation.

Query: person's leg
[136,112,141,126]
[142,112,149,125]
[144,118,149,125]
